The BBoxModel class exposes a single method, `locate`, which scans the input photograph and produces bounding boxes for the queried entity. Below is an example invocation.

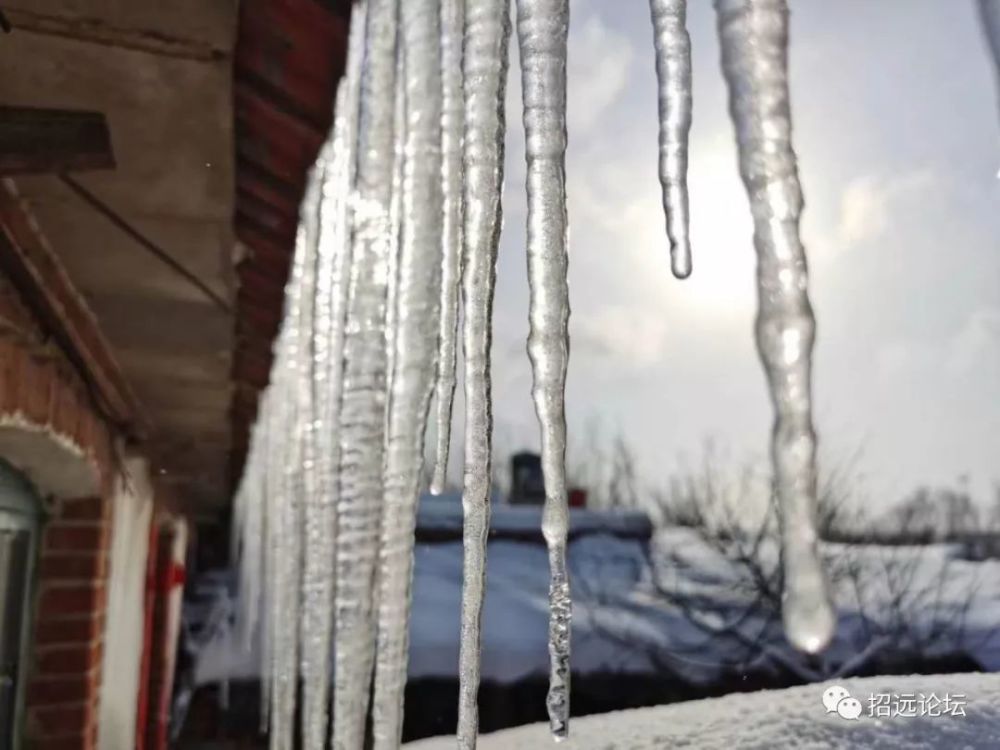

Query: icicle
[515,0,572,739]
[430,0,467,494]
[300,2,368,740]
[235,396,267,651]
[648,0,693,279]
[333,0,399,745]
[385,52,406,406]
[372,1,445,746]
[271,146,325,750]
[980,0,1000,114]
[714,0,834,654]
[456,0,511,747]
[260,379,284,734]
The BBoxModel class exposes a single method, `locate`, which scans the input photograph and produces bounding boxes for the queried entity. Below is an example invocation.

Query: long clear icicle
[980,0,1000,116]
[430,0,468,494]
[233,394,266,651]
[297,150,331,750]
[714,0,834,653]
[333,0,399,745]
[372,2,445,745]
[515,0,572,739]
[456,1,510,747]
[299,3,368,742]
[648,0,693,279]
[385,52,406,406]
[272,153,324,750]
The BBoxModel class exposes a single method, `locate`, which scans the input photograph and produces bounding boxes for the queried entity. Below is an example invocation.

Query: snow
[405,672,1000,749]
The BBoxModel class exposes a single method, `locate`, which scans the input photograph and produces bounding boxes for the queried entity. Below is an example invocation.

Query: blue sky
[445,0,1000,509]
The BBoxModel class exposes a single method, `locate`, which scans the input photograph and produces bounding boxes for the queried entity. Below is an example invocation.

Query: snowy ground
[405,673,1000,749]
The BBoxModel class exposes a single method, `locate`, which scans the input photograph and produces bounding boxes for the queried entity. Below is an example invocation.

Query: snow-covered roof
[416,492,653,542]
[188,514,666,688]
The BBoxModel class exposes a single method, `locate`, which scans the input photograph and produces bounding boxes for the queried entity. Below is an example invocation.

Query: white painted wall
[97,456,154,750]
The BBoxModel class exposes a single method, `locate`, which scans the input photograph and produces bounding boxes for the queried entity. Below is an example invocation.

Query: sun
[676,138,759,317]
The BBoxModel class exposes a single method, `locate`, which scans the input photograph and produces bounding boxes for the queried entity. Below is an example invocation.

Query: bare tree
[644,452,992,683]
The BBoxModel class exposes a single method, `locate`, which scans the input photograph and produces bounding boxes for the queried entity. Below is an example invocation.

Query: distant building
[509,452,546,505]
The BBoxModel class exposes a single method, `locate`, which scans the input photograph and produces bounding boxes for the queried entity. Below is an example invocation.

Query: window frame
[0,461,41,750]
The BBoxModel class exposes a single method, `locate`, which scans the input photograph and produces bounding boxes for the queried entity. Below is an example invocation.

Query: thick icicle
[372,1,445,745]
[232,394,266,651]
[980,0,1000,115]
[269,152,324,750]
[515,0,572,739]
[430,0,467,494]
[648,0,693,279]
[714,0,834,654]
[333,0,399,745]
[456,1,511,747]
[385,52,406,404]
[299,1,367,741]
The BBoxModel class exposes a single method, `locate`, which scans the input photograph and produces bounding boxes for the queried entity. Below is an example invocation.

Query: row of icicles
[231,0,1000,748]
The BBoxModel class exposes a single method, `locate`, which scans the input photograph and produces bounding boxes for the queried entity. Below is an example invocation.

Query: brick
[38,554,106,582]
[48,378,80,445]
[29,702,94,736]
[23,731,94,750]
[37,585,105,619]
[34,642,102,676]
[44,525,106,554]
[24,355,56,426]
[26,673,97,707]
[57,497,107,523]
[0,335,21,413]
[33,615,103,647]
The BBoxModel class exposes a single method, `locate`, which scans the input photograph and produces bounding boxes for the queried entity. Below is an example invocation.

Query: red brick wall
[0,272,113,486]
[23,495,112,749]
[1,253,117,748]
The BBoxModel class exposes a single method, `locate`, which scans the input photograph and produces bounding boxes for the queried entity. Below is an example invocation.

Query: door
[0,462,39,750]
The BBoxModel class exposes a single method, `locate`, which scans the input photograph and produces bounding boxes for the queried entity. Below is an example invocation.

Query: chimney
[509,451,545,505]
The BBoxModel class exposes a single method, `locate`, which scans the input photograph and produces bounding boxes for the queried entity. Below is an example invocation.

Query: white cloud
[947,307,1000,377]
[837,169,936,248]
[875,308,1000,385]
[567,15,634,136]
[573,305,670,366]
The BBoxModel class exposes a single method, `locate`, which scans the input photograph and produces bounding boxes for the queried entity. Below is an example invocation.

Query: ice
[430,0,467,495]
[296,146,330,749]
[456,0,512,747]
[372,0,445,747]
[268,147,325,748]
[713,0,834,653]
[514,0,573,738]
[333,0,399,745]
[224,0,868,743]
[298,3,368,743]
[648,0,693,279]
[981,1,1000,112]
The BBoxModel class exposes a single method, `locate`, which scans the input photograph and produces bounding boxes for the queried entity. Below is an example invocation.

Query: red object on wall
[569,488,587,508]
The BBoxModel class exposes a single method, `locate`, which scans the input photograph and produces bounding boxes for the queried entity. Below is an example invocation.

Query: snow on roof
[416,493,653,542]
[190,521,668,688]
[405,673,1000,749]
